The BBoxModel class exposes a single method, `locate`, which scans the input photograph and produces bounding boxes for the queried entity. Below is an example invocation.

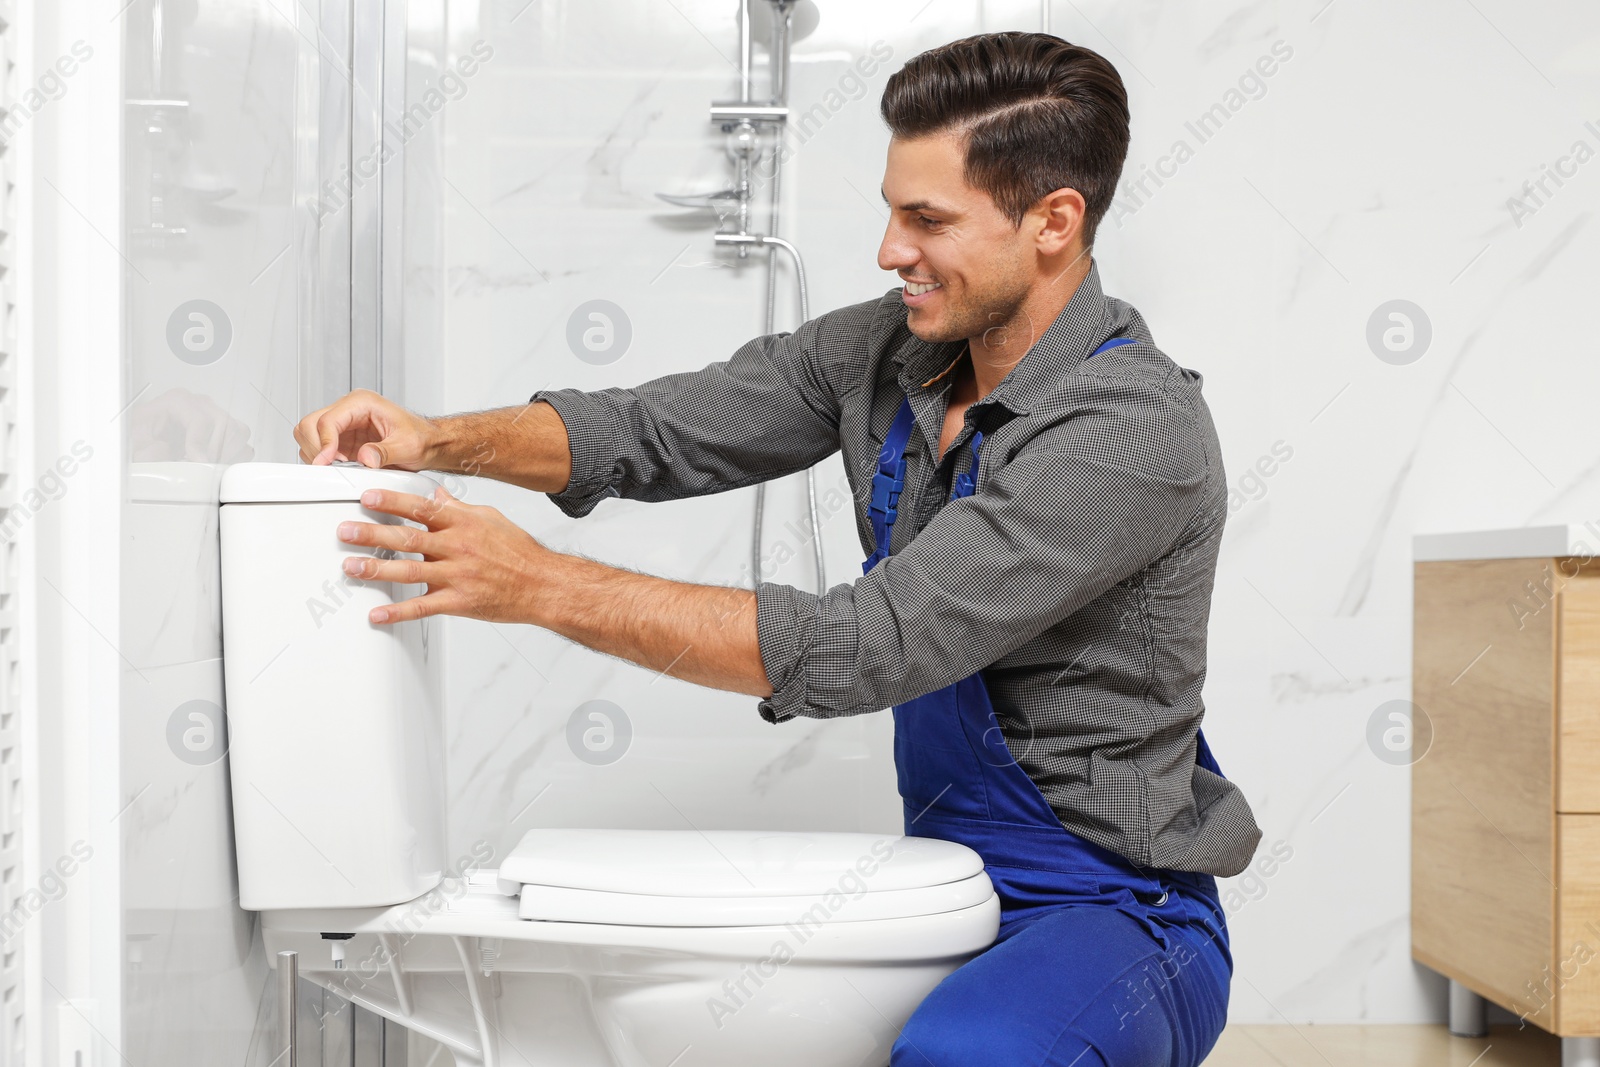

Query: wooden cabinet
[1413,547,1600,1036]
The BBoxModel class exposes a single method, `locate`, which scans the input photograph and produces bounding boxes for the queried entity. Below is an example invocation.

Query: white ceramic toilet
[218,462,1000,1067]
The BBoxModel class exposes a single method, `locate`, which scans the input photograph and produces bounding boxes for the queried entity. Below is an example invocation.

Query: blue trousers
[891,896,1231,1067]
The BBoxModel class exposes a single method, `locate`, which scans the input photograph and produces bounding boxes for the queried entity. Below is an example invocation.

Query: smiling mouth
[903,280,942,296]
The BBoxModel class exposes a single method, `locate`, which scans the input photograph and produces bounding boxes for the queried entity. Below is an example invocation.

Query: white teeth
[905,281,941,296]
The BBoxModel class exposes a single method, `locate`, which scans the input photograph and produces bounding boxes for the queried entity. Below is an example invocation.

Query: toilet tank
[219,462,446,910]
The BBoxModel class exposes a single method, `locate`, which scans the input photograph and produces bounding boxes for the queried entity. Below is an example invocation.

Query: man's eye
[918,215,941,228]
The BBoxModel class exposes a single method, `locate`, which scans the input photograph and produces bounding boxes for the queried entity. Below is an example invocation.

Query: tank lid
[219,462,442,503]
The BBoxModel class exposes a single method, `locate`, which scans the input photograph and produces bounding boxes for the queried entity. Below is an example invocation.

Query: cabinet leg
[1448,979,1488,1038]
[1565,1037,1600,1067]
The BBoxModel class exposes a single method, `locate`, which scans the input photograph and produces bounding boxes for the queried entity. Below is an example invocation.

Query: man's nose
[878,221,917,274]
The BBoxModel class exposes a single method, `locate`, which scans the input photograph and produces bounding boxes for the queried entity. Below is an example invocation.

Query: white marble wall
[423,0,1600,1028]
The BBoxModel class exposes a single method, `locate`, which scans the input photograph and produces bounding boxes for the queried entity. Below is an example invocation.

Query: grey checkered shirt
[534,262,1263,878]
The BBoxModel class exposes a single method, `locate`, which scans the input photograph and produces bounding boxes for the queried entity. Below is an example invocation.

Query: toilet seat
[500,829,991,927]
[517,871,994,925]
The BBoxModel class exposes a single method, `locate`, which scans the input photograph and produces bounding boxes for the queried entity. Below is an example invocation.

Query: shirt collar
[894,259,1119,416]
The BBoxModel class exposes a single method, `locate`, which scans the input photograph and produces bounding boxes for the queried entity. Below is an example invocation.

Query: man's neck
[967,253,1093,398]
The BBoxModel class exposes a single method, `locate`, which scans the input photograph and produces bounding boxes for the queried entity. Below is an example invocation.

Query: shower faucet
[655,0,800,257]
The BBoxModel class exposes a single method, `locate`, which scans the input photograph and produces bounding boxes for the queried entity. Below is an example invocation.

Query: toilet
[218,463,1000,1067]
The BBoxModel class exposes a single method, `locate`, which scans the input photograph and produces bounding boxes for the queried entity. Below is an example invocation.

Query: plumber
[295,31,1262,1067]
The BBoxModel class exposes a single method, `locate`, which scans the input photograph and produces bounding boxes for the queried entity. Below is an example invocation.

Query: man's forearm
[426,401,574,494]
[420,403,770,695]
[529,551,773,698]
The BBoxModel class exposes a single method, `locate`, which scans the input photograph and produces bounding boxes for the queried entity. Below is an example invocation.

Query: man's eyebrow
[879,186,949,214]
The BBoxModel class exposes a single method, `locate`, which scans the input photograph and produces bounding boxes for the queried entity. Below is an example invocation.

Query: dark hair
[880,32,1129,247]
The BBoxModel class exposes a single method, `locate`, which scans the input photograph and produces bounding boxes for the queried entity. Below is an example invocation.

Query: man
[295,31,1262,1067]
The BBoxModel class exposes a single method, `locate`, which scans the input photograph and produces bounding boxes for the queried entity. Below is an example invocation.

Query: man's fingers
[370,591,452,625]
[293,389,435,470]
[304,392,385,466]
[357,486,461,528]
[341,554,435,585]
[338,482,493,627]
[313,406,362,465]
[293,404,333,462]
[337,519,433,555]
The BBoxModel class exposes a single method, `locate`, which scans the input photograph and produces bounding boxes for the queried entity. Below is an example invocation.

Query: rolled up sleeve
[531,309,865,518]
[753,420,1206,723]
[533,388,631,516]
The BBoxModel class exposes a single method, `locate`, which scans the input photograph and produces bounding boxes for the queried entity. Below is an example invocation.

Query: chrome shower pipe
[754,179,827,591]
[747,1,825,592]
[735,0,754,243]
[754,166,782,589]
[762,1,794,333]
[716,233,808,293]
[739,0,753,103]
[751,0,783,587]
[770,0,795,104]
[721,229,825,591]
[729,230,823,589]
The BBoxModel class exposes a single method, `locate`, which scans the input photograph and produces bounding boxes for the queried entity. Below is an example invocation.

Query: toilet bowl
[261,828,998,1067]
[218,464,1000,1066]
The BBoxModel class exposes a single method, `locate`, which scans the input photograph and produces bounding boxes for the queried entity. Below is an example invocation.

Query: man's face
[877,131,1037,345]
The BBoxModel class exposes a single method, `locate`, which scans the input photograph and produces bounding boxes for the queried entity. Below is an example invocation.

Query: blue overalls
[869,338,1235,1067]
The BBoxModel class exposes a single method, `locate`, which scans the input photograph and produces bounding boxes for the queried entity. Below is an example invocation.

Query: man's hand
[296,389,441,469]
[339,485,772,697]
[293,391,575,494]
[337,485,547,624]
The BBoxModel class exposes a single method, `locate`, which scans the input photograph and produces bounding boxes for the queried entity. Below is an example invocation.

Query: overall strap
[864,336,1137,570]
[864,398,916,573]
[1092,336,1136,356]
[951,429,985,500]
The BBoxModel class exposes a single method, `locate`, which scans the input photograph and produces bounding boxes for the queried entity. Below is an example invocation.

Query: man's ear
[1033,186,1087,257]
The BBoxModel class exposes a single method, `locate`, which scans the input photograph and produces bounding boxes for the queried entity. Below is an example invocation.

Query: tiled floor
[1206,1025,1562,1066]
